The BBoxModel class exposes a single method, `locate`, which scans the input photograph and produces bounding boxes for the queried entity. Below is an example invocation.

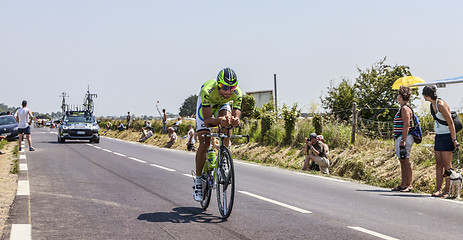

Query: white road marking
[295,172,348,183]
[19,163,28,171]
[348,226,399,240]
[93,146,102,149]
[10,224,31,240]
[238,191,312,214]
[150,163,176,172]
[17,180,30,196]
[19,155,26,160]
[128,157,147,163]
[113,152,127,157]
[183,173,193,178]
[235,161,258,167]
[438,197,463,205]
[102,149,112,153]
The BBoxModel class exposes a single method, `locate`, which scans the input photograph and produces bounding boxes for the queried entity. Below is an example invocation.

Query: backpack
[401,105,422,144]
[410,112,422,144]
[430,101,463,133]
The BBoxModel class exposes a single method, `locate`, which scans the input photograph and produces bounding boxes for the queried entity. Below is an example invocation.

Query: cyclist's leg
[196,130,211,176]
[195,95,211,177]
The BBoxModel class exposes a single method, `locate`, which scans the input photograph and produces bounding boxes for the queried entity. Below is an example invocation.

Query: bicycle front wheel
[216,146,235,219]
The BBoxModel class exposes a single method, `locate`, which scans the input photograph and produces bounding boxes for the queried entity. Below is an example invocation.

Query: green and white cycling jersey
[196,79,243,132]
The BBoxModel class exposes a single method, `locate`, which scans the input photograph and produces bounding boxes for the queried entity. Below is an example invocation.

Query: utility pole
[274,74,277,113]
[351,102,357,144]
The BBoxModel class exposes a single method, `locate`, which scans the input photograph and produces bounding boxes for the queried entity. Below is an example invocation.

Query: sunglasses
[220,83,237,91]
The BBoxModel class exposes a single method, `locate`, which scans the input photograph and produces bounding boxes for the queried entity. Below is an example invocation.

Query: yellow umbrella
[392,76,425,89]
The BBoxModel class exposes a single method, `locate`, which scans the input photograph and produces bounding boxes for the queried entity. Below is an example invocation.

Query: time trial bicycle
[199,125,248,219]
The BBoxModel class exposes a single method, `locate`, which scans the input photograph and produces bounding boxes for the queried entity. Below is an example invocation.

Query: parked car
[58,111,100,143]
[0,115,19,140]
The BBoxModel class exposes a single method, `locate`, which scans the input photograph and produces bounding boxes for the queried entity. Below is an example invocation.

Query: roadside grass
[9,144,19,174]
[97,117,450,195]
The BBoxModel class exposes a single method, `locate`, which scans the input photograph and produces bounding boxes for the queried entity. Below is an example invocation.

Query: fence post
[351,103,357,144]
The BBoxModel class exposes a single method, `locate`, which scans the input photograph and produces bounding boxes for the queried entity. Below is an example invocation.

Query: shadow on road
[356,189,431,198]
[138,207,226,224]
[45,141,92,144]
[356,189,391,193]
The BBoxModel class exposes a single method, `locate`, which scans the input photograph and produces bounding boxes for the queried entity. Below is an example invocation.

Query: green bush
[321,121,351,149]
[264,120,285,145]
[294,119,314,148]
[312,114,323,135]
[281,104,300,144]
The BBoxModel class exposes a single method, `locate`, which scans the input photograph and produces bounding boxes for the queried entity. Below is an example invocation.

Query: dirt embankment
[0,141,18,236]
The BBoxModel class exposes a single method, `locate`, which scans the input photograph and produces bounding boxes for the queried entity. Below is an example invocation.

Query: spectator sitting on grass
[172,117,182,131]
[165,127,177,148]
[138,126,153,142]
[103,121,112,135]
[186,124,196,152]
[117,123,125,131]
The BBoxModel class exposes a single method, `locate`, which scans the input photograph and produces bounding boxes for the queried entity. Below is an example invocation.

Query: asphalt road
[4,128,463,239]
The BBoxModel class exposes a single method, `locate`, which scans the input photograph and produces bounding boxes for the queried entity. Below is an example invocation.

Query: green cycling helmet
[217,68,238,87]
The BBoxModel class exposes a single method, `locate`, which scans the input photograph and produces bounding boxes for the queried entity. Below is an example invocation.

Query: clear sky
[1,1,463,117]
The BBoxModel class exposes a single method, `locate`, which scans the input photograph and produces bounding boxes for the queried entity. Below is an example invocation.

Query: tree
[322,57,412,121]
[179,94,198,117]
[353,57,411,121]
[321,78,355,121]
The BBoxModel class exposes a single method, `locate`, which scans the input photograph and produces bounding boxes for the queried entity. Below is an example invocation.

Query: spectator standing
[302,133,329,174]
[186,124,196,151]
[391,86,414,192]
[15,100,35,151]
[162,109,167,134]
[165,127,177,148]
[127,112,131,130]
[423,85,460,198]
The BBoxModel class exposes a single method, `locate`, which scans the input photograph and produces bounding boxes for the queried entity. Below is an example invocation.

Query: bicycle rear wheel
[216,146,235,219]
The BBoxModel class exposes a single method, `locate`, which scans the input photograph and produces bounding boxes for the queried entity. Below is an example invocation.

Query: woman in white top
[15,100,35,151]
[422,86,460,197]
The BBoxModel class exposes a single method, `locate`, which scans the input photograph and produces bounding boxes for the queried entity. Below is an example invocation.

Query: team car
[58,111,100,143]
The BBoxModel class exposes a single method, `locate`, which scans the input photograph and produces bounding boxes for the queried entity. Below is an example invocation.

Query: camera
[399,146,407,159]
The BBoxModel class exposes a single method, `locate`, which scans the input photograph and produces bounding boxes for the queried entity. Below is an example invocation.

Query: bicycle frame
[203,126,249,187]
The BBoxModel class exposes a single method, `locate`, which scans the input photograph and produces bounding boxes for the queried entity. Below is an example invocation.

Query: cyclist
[193,67,243,201]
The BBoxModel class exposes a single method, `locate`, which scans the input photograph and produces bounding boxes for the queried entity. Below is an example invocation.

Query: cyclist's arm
[231,109,241,126]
